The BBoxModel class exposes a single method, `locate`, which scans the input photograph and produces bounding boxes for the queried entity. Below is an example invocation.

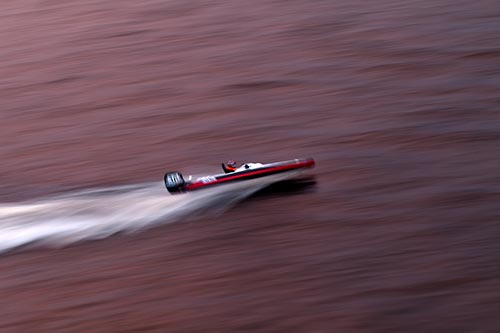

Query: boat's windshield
[235,163,263,172]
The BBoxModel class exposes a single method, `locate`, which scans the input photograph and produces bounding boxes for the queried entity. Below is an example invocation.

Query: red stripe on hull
[185,158,315,191]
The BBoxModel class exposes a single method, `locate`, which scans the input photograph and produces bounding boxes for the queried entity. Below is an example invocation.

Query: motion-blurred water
[1,0,500,331]
[0,172,302,253]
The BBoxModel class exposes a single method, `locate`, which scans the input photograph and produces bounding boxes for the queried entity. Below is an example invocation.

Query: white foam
[0,171,300,253]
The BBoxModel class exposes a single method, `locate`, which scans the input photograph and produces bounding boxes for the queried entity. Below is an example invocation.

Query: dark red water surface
[1,0,500,331]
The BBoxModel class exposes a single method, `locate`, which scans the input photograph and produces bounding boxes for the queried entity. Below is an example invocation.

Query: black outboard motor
[164,172,186,193]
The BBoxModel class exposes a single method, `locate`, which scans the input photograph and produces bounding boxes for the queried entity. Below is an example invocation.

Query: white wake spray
[0,171,300,253]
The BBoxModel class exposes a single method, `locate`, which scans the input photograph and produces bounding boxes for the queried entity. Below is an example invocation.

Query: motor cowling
[164,172,186,194]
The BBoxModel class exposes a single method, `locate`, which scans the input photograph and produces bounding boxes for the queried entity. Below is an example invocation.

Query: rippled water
[0,0,499,331]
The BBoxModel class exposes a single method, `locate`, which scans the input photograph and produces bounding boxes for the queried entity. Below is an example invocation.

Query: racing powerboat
[164,158,315,194]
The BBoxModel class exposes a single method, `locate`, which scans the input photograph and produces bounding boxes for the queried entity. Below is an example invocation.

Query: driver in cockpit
[222,160,238,173]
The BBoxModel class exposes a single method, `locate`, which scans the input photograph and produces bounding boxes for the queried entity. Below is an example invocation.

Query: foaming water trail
[0,172,301,253]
